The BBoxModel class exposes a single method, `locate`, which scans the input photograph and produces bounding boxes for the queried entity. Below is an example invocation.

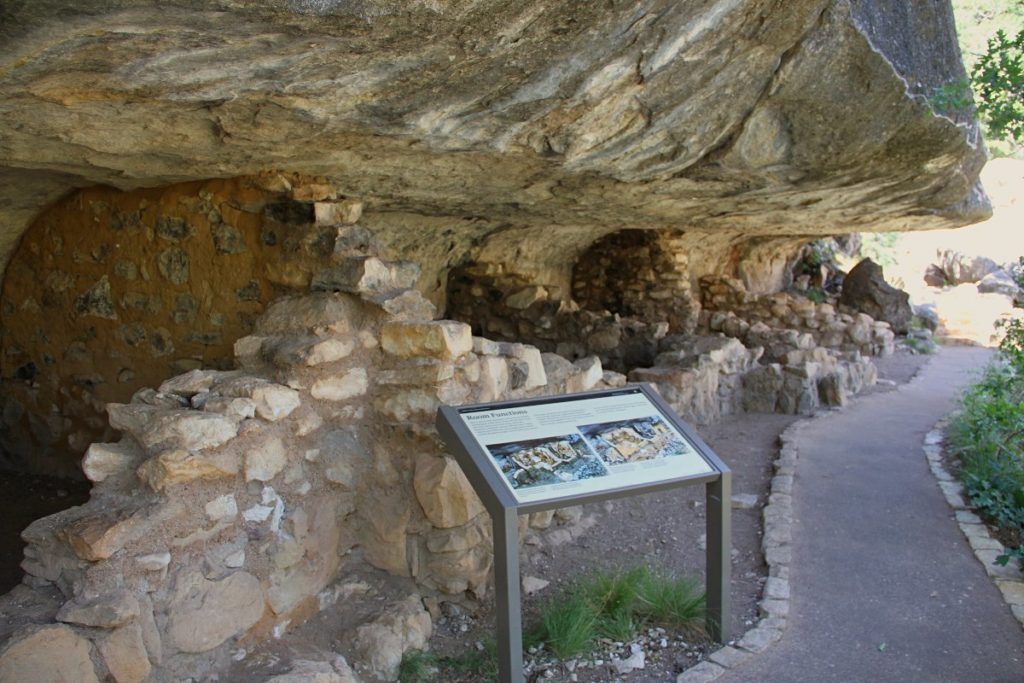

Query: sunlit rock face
[0,0,986,270]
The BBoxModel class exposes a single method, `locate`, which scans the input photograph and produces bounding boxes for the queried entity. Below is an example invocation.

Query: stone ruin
[0,205,898,682]
[0,0,992,681]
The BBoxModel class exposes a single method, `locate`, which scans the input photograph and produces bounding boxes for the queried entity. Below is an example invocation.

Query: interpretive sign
[436,384,732,683]
[459,388,716,505]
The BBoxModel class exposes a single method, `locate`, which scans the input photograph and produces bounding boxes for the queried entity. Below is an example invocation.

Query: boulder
[312,256,420,299]
[56,593,139,628]
[923,264,948,287]
[839,259,913,334]
[82,441,141,482]
[59,502,175,561]
[977,270,1021,298]
[380,321,473,361]
[311,369,369,401]
[936,250,1000,284]
[244,436,287,482]
[137,449,239,491]
[134,410,239,452]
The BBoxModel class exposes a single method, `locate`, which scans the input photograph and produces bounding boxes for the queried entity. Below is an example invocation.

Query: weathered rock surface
[936,250,1001,284]
[977,270,1021,298]
[413,454,485,529]
[0,624,99,683]
[165,571,265,653]
[96,622,151,683]
[839,259,913,334]
[266,658,359,683]
[56,593,139,628]
[352,595,432,682]
[0,0,986,279]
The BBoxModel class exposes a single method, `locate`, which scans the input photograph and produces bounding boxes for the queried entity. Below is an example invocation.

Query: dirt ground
[0,350,930,682]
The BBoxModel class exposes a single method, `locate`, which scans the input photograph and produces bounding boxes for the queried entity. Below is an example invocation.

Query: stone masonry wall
[0,175,366,476]
[571,230,701,335]
[0,231,611,682]
[446,264,669,372]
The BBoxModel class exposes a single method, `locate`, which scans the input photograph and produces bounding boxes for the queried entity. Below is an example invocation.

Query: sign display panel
[457,387,715,504]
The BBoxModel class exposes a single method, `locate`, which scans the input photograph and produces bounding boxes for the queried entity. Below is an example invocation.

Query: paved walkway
[720,347,1024,683]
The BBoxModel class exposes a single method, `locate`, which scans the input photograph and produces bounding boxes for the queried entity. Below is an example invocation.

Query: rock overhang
[0,0,990,282]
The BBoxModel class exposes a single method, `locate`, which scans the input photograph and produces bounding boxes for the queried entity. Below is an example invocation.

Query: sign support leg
[493,507,523,683]
[706,472,732,643]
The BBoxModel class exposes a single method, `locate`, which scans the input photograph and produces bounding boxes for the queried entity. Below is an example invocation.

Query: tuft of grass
[445,638,498,682]
[578,565,645,641]
[634,569,706,633]
[598,608,639,642]
[538,593,599,658]
[398,649,439,683]
[532,564,706,658]
[580,567,641,611]
[400,641,499,683]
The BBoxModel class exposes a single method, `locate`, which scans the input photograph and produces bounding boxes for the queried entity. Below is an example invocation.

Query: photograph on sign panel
[578,415,689,465]
[486,433,608,491]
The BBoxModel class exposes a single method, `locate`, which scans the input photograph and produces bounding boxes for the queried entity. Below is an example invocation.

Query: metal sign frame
[436,383,731,683]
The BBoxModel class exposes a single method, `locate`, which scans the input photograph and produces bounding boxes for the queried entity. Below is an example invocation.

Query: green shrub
[805,287,827,304]
[971,28,1024,145]
[948,315,1024,569]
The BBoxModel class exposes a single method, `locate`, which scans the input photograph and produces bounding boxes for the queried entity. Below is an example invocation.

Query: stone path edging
[675,418,809,683]
[923,421,1024,628]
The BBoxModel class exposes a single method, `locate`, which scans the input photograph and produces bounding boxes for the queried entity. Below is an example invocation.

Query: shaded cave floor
[0,471,89,594]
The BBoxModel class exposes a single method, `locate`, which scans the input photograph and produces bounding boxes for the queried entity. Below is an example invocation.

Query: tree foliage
[971,28,1024,144]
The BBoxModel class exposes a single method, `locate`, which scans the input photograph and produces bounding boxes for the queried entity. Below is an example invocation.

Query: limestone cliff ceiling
[0,0,989,276]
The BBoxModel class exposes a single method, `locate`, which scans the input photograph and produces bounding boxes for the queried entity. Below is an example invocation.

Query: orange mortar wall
[0,178,323,477]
